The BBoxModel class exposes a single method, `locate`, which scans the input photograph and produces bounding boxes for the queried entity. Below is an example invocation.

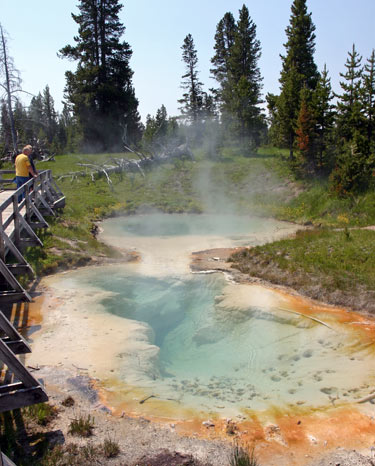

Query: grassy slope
[18,149,295,276]
[8,148,375,312]
[230,147,375,313]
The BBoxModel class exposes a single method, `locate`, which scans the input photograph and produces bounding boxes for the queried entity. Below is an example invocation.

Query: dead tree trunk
[0,25,17,153]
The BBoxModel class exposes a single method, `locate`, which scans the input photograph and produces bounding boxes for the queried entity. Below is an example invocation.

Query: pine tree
[28,92,45,148]
[361,50,375,146]
[223,5,263,144]
[13,100,28,147]
[210,12,236,91]
[0,100,12,153]
[331,45,374,194]
[335,44,364,143]
[59,0,142,152]
[266,93,282,147]
[178,34,204,122]
[277,64,304,153]
[41,85,58,144]
[276,0,319,158]
[142,105,180,153]
[295,86,316,173]
[143,105,168,150]
[311,64,335,172]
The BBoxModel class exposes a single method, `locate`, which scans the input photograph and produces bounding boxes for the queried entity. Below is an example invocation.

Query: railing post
[0,211,5,262]
[12,193,20,249]
[25,186,31,224]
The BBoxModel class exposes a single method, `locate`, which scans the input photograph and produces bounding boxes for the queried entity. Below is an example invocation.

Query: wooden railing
[0,170,65,440]
[0,170,65,302]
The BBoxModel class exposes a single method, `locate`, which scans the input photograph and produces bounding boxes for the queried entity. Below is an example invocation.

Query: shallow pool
[66,264,374,415]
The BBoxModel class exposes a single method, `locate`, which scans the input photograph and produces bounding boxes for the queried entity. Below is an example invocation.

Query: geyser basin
[30,214,375,420]
[56,266,375,416]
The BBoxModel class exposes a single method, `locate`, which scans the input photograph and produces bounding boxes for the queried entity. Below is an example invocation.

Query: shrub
[68,414,95,437]
[229,443,260,466]
[23,403,58,426]
[102,437,120,458]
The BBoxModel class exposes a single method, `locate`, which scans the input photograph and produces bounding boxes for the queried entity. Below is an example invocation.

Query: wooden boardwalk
[0,170,65,303]
[0,170,65,463]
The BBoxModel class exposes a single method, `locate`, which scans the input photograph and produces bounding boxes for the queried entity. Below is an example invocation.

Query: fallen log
[57,144,193,186]
[356,392,375,404]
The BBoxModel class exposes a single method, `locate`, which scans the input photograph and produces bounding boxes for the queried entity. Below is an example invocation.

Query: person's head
[22,145,33,156]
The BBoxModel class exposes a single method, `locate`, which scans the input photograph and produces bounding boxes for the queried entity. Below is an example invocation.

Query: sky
[1,0,375,123]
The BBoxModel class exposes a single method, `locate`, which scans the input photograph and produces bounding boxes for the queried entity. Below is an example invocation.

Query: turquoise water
[100,213,291,238]
[76,265,374,413]
[62,213,375,414]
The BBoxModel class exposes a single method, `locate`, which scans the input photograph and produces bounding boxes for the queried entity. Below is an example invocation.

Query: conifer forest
[0,0,374,195]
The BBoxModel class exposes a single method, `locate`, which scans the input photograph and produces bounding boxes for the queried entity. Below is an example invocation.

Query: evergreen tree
[266,93,282,147]
[41,85,58,144]
[223,4,264,144]
[59,0,142,152]
[200,92,217,119]
[155,105,169,142]
[311,64,335,172]
[295,86,316,173]
[60,102,83,153]
[0,100,12,153]
[361,50,375,145]
[178,34,204,122]
[28,93,45,141]
[276,0,319,158]
[143,105,168,150]
[13,100,28,147]
[335,44,364,143]
[331,45,374,194]
[277,63,304,153]
[142,105,181,153]
[210,12,236,92]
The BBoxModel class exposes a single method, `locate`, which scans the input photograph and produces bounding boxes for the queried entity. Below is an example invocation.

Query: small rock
[202,420,215,427]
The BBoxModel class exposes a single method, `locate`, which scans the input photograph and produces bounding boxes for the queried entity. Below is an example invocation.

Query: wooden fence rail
[0,170,65,303]
[0,170,65,463]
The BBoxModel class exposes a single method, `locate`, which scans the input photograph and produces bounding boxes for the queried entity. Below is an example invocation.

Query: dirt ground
[21,364,375,466]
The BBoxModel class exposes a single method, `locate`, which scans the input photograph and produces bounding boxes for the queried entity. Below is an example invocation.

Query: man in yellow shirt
[15,145,37,201]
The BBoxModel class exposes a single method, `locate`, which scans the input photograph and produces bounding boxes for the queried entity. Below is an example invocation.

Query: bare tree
[0,24,23,153]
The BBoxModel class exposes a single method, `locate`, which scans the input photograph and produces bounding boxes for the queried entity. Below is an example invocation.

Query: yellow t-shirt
[15,153,31,177]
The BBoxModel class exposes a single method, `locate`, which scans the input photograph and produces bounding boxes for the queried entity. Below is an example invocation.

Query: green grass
[233,228,375,289]
[229,443,260,466]
[4,147,373,306]
[102,437,120,458]
[23,403,58,426]
[230,228,375,311]
[18,150,294,276]
[276,181,375,226]
[68,414,95,437]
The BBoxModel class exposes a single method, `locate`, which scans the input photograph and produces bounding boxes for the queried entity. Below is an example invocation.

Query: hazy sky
[1,1,374,122]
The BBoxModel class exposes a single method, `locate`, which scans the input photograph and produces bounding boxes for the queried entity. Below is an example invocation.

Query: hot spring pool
[56,266,374,415]
[34,214,375,417]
